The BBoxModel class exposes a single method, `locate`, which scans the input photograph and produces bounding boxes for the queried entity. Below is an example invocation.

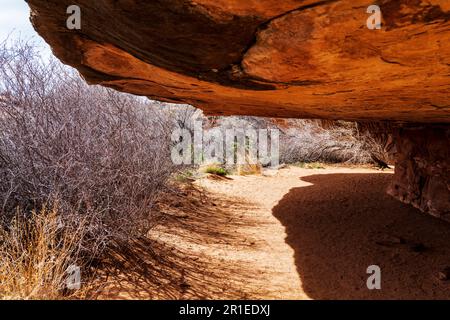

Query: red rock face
[25,0,449,217]
[388,126,450,220]
[26,0,449,122]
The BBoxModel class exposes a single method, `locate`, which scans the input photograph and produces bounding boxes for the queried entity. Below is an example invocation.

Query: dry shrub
[0,40,174,297]
[198,116,386,166]
[356,122,396,165]
[279,120,375,164]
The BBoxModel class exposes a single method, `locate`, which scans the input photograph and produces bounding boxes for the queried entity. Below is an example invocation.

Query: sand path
[94,166,450,299]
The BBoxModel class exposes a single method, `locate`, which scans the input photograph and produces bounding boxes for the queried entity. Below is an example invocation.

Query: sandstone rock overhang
[26,0,449,123]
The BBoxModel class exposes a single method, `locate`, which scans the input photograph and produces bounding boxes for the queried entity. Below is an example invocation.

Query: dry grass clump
[0,205,88,300]
[236,163,262,176]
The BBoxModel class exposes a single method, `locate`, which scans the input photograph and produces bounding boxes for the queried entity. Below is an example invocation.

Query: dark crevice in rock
[256,0,339,31]
[313,90,355,96]
[380,56,405,66]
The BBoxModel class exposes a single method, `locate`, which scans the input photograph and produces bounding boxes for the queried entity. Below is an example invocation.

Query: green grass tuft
[205,166,229,176]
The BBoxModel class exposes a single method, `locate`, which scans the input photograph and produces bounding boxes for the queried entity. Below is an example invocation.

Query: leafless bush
[279,120,374,164]
[356,122,395,166]
[0,40,174,269]
[200,116,379,165]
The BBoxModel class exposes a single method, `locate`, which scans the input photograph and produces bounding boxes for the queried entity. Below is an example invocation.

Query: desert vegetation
[0,40,175,298]
[0,40,389,299]
[279,120,380,165]
[196,116,389,169]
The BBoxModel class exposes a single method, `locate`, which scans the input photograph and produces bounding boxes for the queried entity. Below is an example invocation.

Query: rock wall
[388,126,450,220]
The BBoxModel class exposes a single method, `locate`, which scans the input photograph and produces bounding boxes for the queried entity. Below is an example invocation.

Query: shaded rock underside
[26,0,449,122]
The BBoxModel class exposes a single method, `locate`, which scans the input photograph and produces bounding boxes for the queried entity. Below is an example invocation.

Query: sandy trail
[93,166,450,300]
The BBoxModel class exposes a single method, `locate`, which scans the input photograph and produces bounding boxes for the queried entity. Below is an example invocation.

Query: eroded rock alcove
[26,0,449,218]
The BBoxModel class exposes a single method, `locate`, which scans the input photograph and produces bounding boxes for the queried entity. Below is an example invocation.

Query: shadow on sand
[272,173,450,299]
[87,185,267,299]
